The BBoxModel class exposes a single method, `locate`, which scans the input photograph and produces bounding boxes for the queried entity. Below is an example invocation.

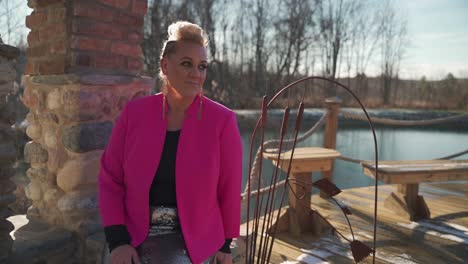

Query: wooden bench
[361,159,468,221]
[263,147,341,236]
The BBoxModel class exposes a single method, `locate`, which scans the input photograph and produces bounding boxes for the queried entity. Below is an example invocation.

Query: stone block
[26,123,42,140]
[62,122,113,153]
[25,181,42,201]
[26,167,48,181]
[8,220,79,264]
[57,190,98,213]
[43,128,57,149]
[79,74,134,86]
[47,147,68,173]
[43,188,64,206]
[62,89,102,111]
[24,141,48,164]
[46,89,62,110]
[57,150,102,192]
[86,232,110,264]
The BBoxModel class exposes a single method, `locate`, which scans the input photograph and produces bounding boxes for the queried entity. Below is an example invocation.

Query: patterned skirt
[137,206,215,264]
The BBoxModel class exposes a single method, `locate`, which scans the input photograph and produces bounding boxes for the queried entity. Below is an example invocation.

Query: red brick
[72,19,126,40]
[37,0,63,7]
[127,32,142,44]
[39,23,67,40]
[93,53,126,69]
[71,36,110,52]
[115,13,144,28]
[38,57,67,74]
[24,62,37,75]
[73,1,114,22]
[50,40,67,54]
[127,57,143,71]
[27,44,48,58]
[48,7,66,24]
[25,11,48,29]
[111,42,141,57]
[131,0,147,15]
[27,31,41,46]
[99,0,130,9]
[72,52,92,66]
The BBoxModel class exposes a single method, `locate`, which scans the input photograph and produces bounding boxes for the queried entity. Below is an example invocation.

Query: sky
[1,0,467,80]
[393,0,468,79]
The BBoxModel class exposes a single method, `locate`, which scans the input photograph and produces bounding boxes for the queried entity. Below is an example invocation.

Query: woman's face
[161,41,208,98]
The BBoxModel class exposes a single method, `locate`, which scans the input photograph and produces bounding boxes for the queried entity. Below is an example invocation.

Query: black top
[104,130,232,253]
[149,130,179,206]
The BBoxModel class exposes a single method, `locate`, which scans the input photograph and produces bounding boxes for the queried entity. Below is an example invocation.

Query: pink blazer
[98,93,243,264]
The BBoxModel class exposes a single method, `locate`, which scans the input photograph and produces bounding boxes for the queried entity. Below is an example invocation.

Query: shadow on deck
[264,181,468,263]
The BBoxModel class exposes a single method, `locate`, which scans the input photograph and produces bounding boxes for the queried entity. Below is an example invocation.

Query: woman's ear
[160,58,168,75]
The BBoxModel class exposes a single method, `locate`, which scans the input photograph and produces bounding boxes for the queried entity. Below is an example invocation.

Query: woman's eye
[199,64,208,70]
[181,61,192,67]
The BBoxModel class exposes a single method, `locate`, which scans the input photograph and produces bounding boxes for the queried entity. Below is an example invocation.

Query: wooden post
[321,97,342,198]
[288,172,312,236]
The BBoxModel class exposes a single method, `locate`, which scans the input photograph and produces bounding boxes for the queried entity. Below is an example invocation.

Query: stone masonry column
[0,38,20,262]
[18,1,151,262]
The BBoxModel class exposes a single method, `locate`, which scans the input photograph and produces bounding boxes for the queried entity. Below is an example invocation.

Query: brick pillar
[22,0,152,235]
[0,39,20,262]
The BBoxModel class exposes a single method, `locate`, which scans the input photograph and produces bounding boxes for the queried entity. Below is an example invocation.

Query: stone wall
[0,38,20,262]
[22,74,151,231]
[8,1,153,262]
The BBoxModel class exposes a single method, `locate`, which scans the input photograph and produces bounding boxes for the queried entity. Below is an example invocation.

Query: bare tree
[378,0,408,105]
[315,0,361,81]
[0,0,26,45]
[273,0,315,85]
[252,0,270,96]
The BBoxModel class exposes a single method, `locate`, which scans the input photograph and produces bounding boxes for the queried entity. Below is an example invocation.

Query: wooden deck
[253,181,468,263]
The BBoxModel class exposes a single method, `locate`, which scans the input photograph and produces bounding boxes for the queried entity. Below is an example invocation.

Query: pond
[238,109,468,192]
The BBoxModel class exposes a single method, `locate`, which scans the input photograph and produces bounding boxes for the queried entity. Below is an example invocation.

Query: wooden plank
[273,159,332,173]
[362,160,468,174]
[245,182,468,264]
[263,147,341,161]
[363,167,468,184]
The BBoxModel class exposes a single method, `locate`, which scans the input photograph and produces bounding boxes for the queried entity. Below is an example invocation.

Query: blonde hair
[159,21,209,85]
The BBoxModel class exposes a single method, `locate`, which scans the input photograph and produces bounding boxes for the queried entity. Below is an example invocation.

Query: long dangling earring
[197,87,203,120]
[162,88,167,120]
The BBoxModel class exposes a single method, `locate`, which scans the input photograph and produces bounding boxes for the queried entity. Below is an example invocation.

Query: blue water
[239,126,468,192]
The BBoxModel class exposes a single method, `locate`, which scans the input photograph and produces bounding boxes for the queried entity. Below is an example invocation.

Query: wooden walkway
[260,181,468,263]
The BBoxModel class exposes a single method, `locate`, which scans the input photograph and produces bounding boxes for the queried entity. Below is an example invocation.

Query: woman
[98,21,243,264]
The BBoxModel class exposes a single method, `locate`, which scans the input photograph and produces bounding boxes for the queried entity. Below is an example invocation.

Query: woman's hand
[213,251,233,264]
[110,244,140,264]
